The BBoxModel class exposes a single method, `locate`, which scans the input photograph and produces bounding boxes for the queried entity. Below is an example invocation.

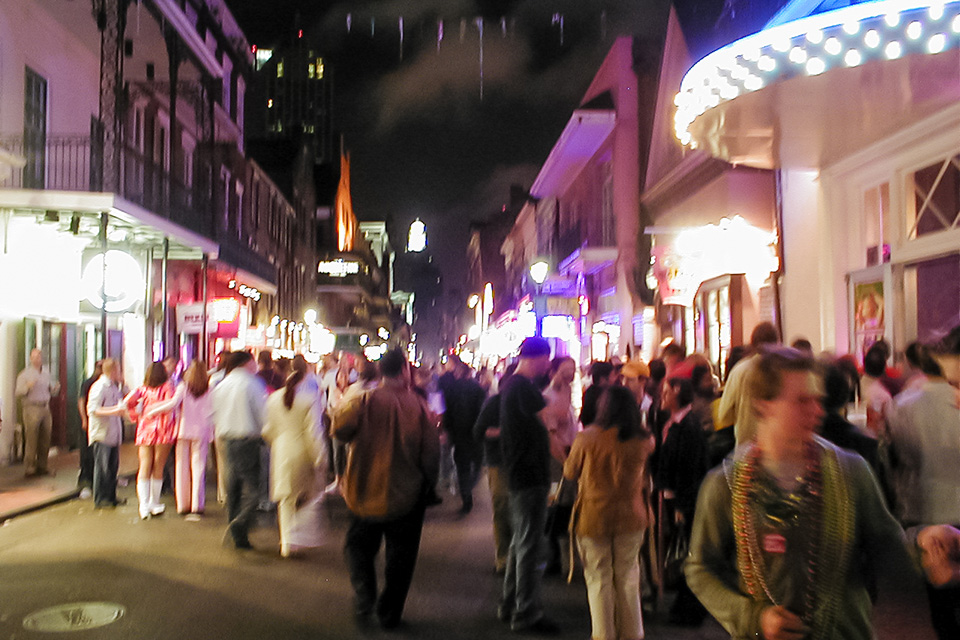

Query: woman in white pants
[145,360,214,517]
[263,367,323,557]
[563,385,656,640]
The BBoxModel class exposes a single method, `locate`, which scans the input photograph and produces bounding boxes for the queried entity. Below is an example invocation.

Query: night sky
[225,0,727,286]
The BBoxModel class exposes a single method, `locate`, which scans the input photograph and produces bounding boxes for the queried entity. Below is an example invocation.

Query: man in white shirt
[87,359,126,508]
[213,351,268,549]
[15,348,60,477]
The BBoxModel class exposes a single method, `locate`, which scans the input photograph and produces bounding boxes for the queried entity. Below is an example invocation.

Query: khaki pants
[578,531,646,640]
[22,404,52,475]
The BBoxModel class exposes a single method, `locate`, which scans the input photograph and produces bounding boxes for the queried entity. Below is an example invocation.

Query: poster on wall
[853,280,884,361]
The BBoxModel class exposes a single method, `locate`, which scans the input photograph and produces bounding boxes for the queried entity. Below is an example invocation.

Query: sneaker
[78,487,92,500]
[150,503,166,516]
[185,513,201,522]
[511,617,561,635]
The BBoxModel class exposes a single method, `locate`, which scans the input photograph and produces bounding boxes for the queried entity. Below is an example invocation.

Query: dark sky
[225,0,726,284]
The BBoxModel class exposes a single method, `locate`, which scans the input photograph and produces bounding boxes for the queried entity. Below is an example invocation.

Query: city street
[0,463,940,640]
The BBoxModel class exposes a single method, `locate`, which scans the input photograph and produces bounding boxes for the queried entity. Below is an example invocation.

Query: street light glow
[529,260,549,285]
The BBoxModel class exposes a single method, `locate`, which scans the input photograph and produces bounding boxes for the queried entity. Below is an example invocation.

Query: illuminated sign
[541,315,575,341]
[80,250,144,313]
[318,259,361,277]
[228,279,262,301]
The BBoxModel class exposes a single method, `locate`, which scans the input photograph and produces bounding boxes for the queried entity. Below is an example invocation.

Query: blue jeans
[501,484,549,629]
[91,442,118,507]
[224,438,261,546]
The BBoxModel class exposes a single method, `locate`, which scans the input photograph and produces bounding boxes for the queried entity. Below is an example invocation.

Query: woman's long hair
[595,385,650,441]
[144,362,168,389]
[184,360,209,398]
[283,369,306,409]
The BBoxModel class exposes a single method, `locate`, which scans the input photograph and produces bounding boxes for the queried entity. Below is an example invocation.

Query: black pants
[91,442,118,507]
[927,582,960,639]
[224,438,261,545]
[78,435,94,488]
[344,503,426,625]
[452,441,481,504]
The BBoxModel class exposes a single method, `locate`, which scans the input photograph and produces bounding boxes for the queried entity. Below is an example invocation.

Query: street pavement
[0,461,941,639]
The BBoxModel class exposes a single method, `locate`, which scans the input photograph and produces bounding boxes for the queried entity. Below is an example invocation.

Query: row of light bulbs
[675,1,960,146]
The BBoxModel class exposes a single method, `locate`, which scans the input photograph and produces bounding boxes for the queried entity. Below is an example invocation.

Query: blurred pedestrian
[257,351,283,392]
[658,369,709,626]
[15,348,60,477]
[77,359,104,498]
[213,352,268,549]
[581,361,617,427]
[474,365,517,573]
[144,360,215,517]
[263,365,324,558]
[86,359,126,509]
[564,385,655,640]
[498,337,560,635]
[125,362,176,519]
[542,356,578,573]
[333,349,440,629]
[888,326,960,639]
[441,360,487,514]
[717,322,780,446]
[686,347,960,639]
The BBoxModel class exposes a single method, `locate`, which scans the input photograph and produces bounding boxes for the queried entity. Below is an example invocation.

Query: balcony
[0,135,212,239]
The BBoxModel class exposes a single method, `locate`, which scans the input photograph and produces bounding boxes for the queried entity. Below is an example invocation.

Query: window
[601,162,615,246]
[862,182,890,265]
[221,168,232,232]
[23,67,47,189]
[906,154,960,239]
[235,182,244,240]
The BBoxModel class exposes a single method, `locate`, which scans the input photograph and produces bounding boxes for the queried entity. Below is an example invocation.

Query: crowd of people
[59,319,960,637]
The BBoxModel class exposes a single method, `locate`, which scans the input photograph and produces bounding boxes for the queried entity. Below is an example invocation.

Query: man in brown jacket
[332,349,440,630]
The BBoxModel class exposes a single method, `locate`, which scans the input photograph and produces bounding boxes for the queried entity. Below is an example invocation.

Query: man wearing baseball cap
[498,337,560,635]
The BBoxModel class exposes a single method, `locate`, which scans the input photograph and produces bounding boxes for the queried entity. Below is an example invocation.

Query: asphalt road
[0,476,937,640]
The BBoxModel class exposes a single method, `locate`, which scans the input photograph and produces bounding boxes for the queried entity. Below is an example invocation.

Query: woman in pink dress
[125,362,176,519]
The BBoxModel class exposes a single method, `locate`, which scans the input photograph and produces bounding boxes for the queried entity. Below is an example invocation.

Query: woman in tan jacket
[564,385,655,640]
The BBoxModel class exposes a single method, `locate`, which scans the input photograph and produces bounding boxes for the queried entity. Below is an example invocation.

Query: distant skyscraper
[247,34,334,165]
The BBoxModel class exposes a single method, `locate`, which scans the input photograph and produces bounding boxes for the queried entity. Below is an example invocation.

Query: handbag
[663,524,689,590]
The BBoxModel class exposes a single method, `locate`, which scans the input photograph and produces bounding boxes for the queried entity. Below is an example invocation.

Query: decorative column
[94,0,130,193]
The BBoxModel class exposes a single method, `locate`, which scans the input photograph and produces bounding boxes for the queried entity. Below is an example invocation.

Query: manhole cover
[22,602,124,632]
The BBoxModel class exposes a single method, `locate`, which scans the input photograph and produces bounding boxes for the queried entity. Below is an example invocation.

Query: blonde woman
[263,367,324,557]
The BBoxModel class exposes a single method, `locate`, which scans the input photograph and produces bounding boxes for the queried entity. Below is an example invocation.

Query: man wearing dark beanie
[498,337,560,635]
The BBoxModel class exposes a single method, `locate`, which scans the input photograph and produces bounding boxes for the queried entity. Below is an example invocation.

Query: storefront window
[903,254,960,344]
[906,153,960,240]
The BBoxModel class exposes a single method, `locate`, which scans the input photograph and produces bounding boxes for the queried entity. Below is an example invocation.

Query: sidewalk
[0,443,139,522]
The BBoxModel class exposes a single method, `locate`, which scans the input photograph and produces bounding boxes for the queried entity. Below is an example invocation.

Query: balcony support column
[94,0,130,193]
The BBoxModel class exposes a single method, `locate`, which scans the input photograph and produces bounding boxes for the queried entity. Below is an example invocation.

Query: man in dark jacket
[440,361,487,514]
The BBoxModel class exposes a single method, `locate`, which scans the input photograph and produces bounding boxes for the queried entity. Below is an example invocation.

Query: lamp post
[529,260,549,337]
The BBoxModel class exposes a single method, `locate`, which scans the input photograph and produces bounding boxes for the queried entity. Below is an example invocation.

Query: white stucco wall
[779,169,833,352]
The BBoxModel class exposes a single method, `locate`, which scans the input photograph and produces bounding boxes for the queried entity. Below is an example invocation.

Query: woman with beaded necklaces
[685,347,960,640]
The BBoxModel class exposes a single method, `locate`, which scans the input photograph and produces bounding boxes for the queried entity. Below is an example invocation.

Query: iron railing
[0,134,212,238]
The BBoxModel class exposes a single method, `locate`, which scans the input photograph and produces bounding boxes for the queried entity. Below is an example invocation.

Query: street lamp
[529,260,549,287]
[529,260,549,337]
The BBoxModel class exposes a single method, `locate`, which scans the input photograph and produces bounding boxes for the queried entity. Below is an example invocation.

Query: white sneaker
[149,503,166,516]
[184,513,201,522]
[78,488,92,500]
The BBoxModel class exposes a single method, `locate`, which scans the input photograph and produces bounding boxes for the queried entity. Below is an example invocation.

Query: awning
[676,0,960,169]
